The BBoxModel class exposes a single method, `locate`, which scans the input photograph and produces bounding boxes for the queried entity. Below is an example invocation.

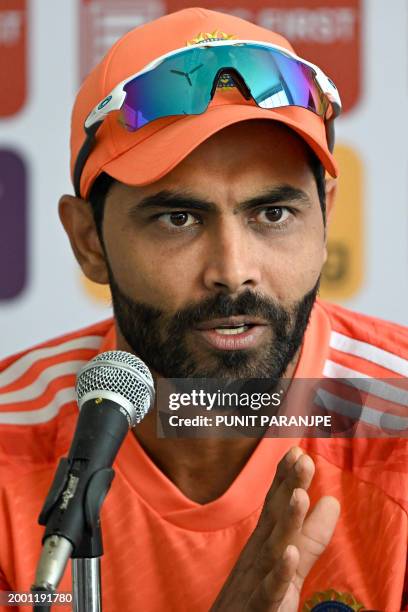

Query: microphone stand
[33,457,115,612]
[72,558,101,612]
[71,529,103,612]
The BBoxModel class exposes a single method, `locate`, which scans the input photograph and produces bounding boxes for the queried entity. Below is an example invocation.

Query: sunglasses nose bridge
[210,67,252,101]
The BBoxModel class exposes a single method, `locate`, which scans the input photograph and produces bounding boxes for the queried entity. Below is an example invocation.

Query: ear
[58,195,109,284]
[323,177,337,264]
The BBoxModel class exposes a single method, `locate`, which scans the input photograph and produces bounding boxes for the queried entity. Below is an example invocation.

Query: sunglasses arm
[73,121,103,198]
[324,96,341,153]
[84,87,127,130]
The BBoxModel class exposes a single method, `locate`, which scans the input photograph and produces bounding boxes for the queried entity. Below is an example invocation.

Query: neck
[134,418,262,504]
[116,327,301,504]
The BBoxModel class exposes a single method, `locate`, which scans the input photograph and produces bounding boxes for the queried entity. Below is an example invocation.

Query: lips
[194,316,269,351]
[195,316,268,331]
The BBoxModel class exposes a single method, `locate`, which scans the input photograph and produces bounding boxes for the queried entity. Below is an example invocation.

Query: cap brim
[101,104,338,190]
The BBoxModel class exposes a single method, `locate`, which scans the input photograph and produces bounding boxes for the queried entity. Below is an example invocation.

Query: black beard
[108,267,319,379]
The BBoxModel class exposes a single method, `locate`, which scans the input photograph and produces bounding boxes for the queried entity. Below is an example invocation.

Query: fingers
[258,447,304,530]
[248,466,339,608]
[255,487,310,576]
[260,451,315,531]
[281,453,315,502]
[247,450,316,586]
[246,545,300,611]
[240,446,306,562]
[267,446,304,501]
[295,495,341,582]
[303,495,341,543]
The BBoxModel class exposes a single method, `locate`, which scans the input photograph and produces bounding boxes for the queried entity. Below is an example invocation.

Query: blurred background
[0,0,407,359]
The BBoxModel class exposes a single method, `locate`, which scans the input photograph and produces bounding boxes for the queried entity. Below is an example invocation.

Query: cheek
[263,225,325,301]
[107,237,199,310]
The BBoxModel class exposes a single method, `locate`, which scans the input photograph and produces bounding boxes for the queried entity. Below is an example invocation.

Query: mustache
[171,290,290,331]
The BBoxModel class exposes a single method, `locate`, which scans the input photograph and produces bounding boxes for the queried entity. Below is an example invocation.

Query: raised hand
[210,447,340,611]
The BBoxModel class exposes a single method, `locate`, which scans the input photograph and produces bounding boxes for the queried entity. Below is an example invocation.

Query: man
[0,7,407,611]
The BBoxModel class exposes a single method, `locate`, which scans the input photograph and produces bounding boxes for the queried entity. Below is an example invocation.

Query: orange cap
[71,7,339,200]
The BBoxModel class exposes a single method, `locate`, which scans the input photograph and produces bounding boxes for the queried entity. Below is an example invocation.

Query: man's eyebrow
[128,185,311,215]
[235,185,312,213]
[128,190,215,213]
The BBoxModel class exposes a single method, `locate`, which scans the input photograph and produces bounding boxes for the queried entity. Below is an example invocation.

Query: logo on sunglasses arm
[97,95,112,110]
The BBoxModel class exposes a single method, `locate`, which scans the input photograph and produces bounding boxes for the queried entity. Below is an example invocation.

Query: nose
[202,220,262,294]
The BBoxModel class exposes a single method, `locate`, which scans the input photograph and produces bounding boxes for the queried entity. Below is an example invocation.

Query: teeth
[215,325,248,335]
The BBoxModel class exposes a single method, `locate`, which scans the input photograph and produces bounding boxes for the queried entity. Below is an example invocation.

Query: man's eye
[158,211,199,228]
[256,207,291,224]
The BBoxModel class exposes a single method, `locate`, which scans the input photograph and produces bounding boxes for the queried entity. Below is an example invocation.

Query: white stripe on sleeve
[323,360,408,406]
[0,361,87,404]
[329,331,408,377]
[0,336,102,388]
[0,387,77,424]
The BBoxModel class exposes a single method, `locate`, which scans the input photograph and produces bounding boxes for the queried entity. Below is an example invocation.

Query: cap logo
[186,30,237,91]
[186,30,236,46]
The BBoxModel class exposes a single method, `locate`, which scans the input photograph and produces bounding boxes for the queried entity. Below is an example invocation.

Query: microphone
[32,350,155,592]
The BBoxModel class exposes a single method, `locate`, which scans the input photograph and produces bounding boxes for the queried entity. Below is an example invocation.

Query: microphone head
[76,350,155,426]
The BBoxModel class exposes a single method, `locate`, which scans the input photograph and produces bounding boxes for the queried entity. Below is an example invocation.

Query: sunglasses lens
[236,46,326,115]
[120,43,327,130]
[122,47,217,130]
